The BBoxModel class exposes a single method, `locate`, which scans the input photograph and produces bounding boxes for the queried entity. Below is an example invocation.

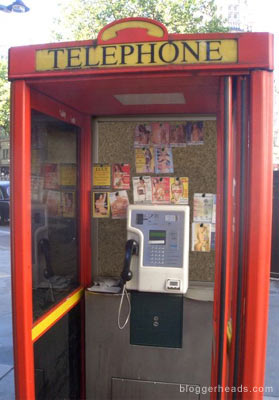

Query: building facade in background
[216,0,253,31]
[0,127,10,180]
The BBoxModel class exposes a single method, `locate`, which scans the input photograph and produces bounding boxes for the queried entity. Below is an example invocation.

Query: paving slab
[0,228,14,400]
[264,397,279,400]
[0,364,12,380]
[0,368,15,400]
[265,279,279,397]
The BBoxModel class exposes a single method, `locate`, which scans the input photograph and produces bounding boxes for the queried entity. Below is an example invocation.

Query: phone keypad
[149,245,165,265]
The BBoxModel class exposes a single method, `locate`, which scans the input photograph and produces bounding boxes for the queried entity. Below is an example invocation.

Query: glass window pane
[34,304,81,400]
[31,110,79,321]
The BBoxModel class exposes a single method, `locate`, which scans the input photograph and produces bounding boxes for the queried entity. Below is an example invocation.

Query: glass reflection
[34,304,81,400]
[31,110,79,321]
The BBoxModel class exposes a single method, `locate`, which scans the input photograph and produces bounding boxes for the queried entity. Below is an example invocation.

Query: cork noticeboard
[92,119,217,282]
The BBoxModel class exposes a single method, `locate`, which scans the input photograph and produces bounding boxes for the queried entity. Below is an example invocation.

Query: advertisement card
[169,124,186,147]
[170,177,189,204]
[193,193,214,222]
[151,122,170,146]
[60,164,77,187]
[133,176,152,204]
[134,124,152,147]
[152,177,170,204]
[31,176,44,203]
[92,164,111,189]
[109,191,129,219]
[92,192,110,218]
[192,223,211,252]
[112,163,130,190]
[43,163,59,190]
[185,121,204,145]
[61,191,76,218]
[135,147,154,173]
[46,190,61,217]
[31,149,43,175]
[31,123,47,150]
[155,147,174,174]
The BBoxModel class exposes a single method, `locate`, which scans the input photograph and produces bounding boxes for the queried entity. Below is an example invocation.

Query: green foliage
[53,0,228,41]
[0,59,10,135]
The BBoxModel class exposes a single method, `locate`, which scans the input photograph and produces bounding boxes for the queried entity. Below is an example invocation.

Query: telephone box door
[11,83,91,400]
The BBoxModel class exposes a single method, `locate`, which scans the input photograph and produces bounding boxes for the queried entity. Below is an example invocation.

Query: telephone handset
[121,239,138,284]
[118,239,138,330]
[39,238,54,279]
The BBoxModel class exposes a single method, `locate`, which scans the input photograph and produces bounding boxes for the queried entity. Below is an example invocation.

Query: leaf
[0,59,10,134]
[51,0,229,41]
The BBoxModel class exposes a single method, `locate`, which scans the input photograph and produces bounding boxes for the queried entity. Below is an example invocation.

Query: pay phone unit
[122,205,190,294]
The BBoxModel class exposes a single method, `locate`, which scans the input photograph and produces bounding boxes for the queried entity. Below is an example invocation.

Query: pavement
[0,226,14,400]
[265,279,279,399]
[0,226,278,400]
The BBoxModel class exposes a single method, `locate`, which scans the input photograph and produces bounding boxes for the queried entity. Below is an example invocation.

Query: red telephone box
[9,18,273,399]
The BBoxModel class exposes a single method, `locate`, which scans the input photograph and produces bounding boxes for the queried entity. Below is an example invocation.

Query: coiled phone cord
[118,284,131,330]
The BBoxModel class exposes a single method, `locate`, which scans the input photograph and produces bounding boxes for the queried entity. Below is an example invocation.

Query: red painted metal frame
[211,77,224,398]
[8,31,273,80]
[242,70,273,398]
[213,71,273,399]
[79,115,92,288]
[10,80,35,399]
[30,89,84,127]
[228,77,250,398]
[211,76,235,400]
[9,22,274,400]
[226,77,246,396]
[222,76,235,399]
[10,75,273,400]
[79,115,92,400]
[226,76,241,395]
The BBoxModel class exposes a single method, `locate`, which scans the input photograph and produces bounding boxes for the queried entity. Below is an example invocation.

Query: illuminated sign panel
[36,39,238,71]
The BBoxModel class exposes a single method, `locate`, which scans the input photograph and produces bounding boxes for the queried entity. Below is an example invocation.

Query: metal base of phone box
[130,291,183,348]
[85,288,213,400]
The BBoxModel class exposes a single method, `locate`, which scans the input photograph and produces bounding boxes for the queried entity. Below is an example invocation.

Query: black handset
[121,239,138,284]
[38,238,54,279]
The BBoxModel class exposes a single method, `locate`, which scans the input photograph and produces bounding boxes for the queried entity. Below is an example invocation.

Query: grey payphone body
[124,205,190,294]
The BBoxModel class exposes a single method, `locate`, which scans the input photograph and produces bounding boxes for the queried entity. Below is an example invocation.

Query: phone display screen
[149,230,166,244]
